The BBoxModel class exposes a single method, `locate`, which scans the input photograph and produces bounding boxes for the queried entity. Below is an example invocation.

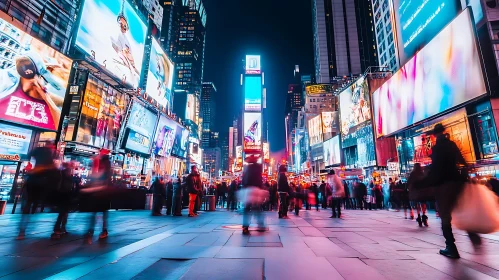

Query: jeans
[278,192,289,217]
[243,203,264,228]
[19,196,40,234]
[54,211,68,232]
[87,211,108,234]
[332,198,341,217]
[188,193,197,215]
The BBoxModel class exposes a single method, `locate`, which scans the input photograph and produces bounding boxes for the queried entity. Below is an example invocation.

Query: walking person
[151,176,166,216]
[277,165,290,219]
[408,163,431,227]
[320,180,327,209]
[311,182,320,211]
[241,155,265,235]
[165,177,174,215]
[355,181,367,210]
[172,176,183,216]
[428,124,481,258]
[228,179,237,211]
[186,165,202,217]
[51,162,75,239]
[327,170,345,218]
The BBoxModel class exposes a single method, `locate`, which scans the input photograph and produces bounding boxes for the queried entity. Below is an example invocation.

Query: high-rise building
[0,0,78,53]
[371,0,398,72]
[355,0,379,71]
[201,82,217,148]
[220,136,229,171]
[139,0,164,31]
[209,131,219,148]
[202,147,221,178]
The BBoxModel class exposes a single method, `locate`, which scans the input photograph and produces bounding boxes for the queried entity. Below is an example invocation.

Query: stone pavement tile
[279,236,309,249]
[459,252,499,270]
[245,242,282,247]
[0,256,58,277]
[299,226,325,237]
[333,243,368,258]
[265,256,344,280]
[79,257,160,280]
[1,257,91,280]
[177,223,220,233]
[224,233,250,247]
[154,233,199,246]
[290,217,312,227]
[324,232,378,244]
[130,245,223,259]
[248,232,280,243]
[215,246,317,259]
[348,244,414,260]
[180,258,263,280]
[388,237,441,249]
[363,259,455,280]
[326,257,386,280]
[376,240,420,252]
[270,227,304,236]
[407,253,497,280]
[303,237,355,258]
[185,233,224,246]
[132,259,196,280]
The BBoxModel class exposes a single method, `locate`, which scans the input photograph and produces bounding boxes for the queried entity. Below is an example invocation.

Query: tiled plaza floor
[1,206,499,279]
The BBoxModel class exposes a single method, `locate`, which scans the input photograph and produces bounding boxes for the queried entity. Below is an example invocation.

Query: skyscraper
[201,82,217,148]
[371,0,399,72]
[220,135,229,171]
[139,0,164,31]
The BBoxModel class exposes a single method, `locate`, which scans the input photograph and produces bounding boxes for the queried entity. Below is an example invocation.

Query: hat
[16,56,38,79]
[432,123,445,135]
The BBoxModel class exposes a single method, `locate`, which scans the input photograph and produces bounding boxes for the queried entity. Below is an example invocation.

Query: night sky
[203,0,314,153]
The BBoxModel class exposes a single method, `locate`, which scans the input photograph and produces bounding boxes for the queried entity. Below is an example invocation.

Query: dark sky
[203,0,314,153]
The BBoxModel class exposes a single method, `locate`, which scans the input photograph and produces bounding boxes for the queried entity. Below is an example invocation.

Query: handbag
[452,182,499,234]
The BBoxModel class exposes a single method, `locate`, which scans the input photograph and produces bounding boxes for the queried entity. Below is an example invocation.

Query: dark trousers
[314,193,320,211]
[321,192,327,209]
[172,195,182,215]
[166,194,173,215]
[19,196,40,234]
[332,198,341,217]
[356,197,365,210]
[87,211,108,234]
[278,192,289,217]
[227,195,237,210]
[54,210,68,232]
[152,195,164,214]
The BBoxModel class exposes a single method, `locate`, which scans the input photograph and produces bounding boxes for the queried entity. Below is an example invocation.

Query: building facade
[139,0,163,30]
[201,82,217,148]
[371,0,398,72]
[202,147,221,179]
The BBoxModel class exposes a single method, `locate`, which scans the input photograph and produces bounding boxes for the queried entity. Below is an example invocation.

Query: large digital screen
[394,0,460,65]
[146,38,174,110]
[245,55,261,74]
[244,112,262,150]
[323,136,341,166]
[244,76,262,111]
[171,125,189,158]
[189,142,202,164]
[0,19,73,131]
[186,93,196,121]
[0,123,32,161]
[307,115,323,146]
[76,75,129,150]
[124,102,158,153]
[76,0,147,88]
[263,142,270,162]
[153,115,177,156]
[321,111,339,140]
[373,10,486,137]
[339,76,371,136]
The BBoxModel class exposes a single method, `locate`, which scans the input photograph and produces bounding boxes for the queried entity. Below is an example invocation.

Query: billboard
[323,136,341,166]
[244,76,262,111]
[321,111,339,140]
[76,75,129,149]
[76,0,147,88]
[393,0,460,65]
[244,112,262,150]
[123,102,158,154]
[0,18,73,131]
[263,142,270,162]
[186,93,196,121]
[152,115,177,156]
[245,55,261,74]
[0,123,33,161]
[339,76,371,136]
[307,115,323,146]
[305,84,334,95]
[236,145,243,165]
[171,125,189,158]
[373,10,486,137]
[189,142,202,164]
[146,38,174,110]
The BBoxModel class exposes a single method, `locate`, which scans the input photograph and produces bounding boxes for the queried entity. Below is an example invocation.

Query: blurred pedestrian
[277,165,290,219]
[186,165,202,217]
[242,155,265,235]
[320,180,327,209]
[151,176,166,216]
[51,162,75,239]
[408,163,432,226]
[355,181,367,210]
[165,177,174,215]
[310,182,320,211]
[228,179,237,211]
[172,176,183,216]
[327,170,345,218]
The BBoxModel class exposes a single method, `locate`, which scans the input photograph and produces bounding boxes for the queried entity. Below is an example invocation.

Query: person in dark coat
[165,177,174,215]
[355,181,367,210]
[151,177,166,216]
[428,124,480,259]
[228,179,238,211]
[172,176,183,216]
[51,162,75,240]
[319,181,327,209]
[241,155,264,234]
[310,183,320,211]
[186,165,202,217]
[277,165,290,219]
[218,182,228,208]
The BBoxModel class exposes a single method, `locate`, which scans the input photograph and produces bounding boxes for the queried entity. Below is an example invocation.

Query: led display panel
[244,112,262,150]
[245,55,261,74]
[0,123,32,161]
[244,76,262,111]
[307,115,323,146]
[0,18,73,131]
[146,38,174,110]
[152,115,177,157]
[393,0,460,65]
[339,76,371,137]
[123,102,158,154]
[171,125,189,158]
[373,10,486,137]
[263,142,270,162]
[76,0,147,88]
[323,136,341,166]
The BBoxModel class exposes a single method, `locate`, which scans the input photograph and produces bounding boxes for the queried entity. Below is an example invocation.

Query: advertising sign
[236,145,243,165]
[124,102,158,154]
[245,55,261,74]
[339,76,371,136]
[373,10,486,137]
[244,112,262,150]
[0,18,73,131]
[305,84,334,95]
[190,142,202,164]
[186,93,196,121]
[263,142,270,162]
[323,136,341,166]
[76,75,129,149]
[244,76,262,111]
[0,123,32,161]
[393,0,460,65]
[171,125,189,158]
[321,111,339,140]
[76,0,147,88]
[307,115,323,146]
[146,38,174,110]
[311,143,324,162]
[152,115,177,156]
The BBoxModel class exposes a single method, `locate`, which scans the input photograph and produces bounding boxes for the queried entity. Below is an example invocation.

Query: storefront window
[472,112,499,159]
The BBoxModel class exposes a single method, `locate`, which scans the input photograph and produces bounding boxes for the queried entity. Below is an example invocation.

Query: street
[1,208,499,279]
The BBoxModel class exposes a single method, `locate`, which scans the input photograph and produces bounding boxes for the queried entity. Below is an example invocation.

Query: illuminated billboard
[393,0,460,65]
[244,112,262,150]
[76,0,147,88]
[245,55,261,74]
[186,93,196,121]
[153,115,177,157]
[171,125,189,158]
[244,76,262,111]
[323,136,341,166]
[339,76,371,136]
[305,84,334,95]
[0,18,73,131]
[0,123,33,161]
[123,102,158,154]
[373,10,486,137]
[321,111,339,140]
[263,142,270,162]
[189,142,202,164]
[307,115,323,146]
[146,38,174,110]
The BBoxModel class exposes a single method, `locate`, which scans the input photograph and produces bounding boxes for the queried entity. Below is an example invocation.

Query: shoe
[410,216,415,220]
[84,233,93,244]
[16,232,25,240]
[256,226,267,232]
[99,230,108,240]
[242,227,250,235]
[173,214,183,216]
[282,216,290,219]
[439,247,460,259]
[422,215,429,227]
[188,214,195,217]
[51,232,62,240]
[152,213,163,216]
[469,233,482,250]
[416,215,423,227]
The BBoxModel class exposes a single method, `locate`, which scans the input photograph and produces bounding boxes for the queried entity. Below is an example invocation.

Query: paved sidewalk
[1,208,499,279]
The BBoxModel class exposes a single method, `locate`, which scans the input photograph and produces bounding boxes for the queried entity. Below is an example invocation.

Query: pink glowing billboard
[373,10,486,137]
